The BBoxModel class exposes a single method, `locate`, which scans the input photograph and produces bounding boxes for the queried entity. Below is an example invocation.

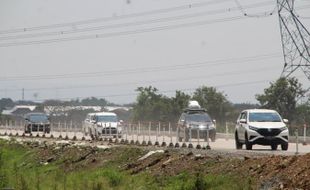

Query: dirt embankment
[17,141,310,189]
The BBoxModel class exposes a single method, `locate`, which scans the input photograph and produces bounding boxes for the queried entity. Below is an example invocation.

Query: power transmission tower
[277,0,310,80]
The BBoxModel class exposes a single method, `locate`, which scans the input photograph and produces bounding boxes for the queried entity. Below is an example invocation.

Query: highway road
[1,125,310,156]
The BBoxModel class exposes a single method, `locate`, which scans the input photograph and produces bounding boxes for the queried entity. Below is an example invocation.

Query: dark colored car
[24,113,50,133]
[177,108,216,142]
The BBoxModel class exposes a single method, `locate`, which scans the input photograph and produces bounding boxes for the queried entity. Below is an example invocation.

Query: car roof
[243,109,278,113]
[183,108,207,114]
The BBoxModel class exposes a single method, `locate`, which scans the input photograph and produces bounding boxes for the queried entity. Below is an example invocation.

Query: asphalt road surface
[1,126,310,156]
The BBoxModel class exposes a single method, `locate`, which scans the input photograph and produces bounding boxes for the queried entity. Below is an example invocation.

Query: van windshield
[249,112,282,122]
[96,115,117,122]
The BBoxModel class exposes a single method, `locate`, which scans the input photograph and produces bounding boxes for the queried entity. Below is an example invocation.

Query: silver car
[177,108,216,142]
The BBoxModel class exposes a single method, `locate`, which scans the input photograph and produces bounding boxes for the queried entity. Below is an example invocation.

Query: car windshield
[96,115,118,122]
[29,114,49,122]
[186,113,212,122]
[249,112,282,122]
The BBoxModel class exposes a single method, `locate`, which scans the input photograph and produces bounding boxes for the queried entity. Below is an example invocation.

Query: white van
[83,112,122,139]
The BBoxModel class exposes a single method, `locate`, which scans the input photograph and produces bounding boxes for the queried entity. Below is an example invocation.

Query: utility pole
[277,0,310,80]
[22,88,24,100]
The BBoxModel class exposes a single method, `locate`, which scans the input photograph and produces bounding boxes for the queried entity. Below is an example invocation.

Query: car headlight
[249,126,258,131]
[280,126,288,132]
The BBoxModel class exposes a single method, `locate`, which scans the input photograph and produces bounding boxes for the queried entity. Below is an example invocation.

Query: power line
[0,52,281,82]
[234,0,277,18]
[0,63,279,92]
[0,0,232,35]
[0,1,276,41]
[1,5,309,47]
[23,79,273,102]
[0,16,248,47]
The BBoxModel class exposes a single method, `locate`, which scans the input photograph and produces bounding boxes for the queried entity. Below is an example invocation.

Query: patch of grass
[0,140,255,190]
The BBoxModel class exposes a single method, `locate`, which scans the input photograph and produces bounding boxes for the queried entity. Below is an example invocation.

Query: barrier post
[142,122,146,146]
[155,122,159,146]
[206,124,211,150]
[188,127,193,148]
[130,124,134,145]
[196,128,201,149]
[303,124,307,145]
[175,125,180,148]
[58,121,62,139]
[295,128,299,155]
[161,127,166,147]
[169,123,174,147]
[109,123,113,143]
[225,122,229,141]
[147,122,152,146]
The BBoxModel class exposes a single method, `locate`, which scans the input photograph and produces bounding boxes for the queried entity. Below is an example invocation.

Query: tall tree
[256,77,305,122]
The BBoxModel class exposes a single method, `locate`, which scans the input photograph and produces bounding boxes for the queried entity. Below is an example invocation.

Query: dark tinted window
[96,115,118,122]
[185,113,212,122]
[28,114,49,122]
[249,112,282,122]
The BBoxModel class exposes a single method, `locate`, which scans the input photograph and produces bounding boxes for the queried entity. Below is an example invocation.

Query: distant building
[2,105,37,117]
[104,106,132,112]
[44,106,103,116]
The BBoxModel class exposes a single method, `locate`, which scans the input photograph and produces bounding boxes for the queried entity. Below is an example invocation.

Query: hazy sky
[0,0,309,104]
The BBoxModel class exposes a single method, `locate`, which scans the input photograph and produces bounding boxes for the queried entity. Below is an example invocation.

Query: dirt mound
[126,149,310,189]
[19,141,310,189]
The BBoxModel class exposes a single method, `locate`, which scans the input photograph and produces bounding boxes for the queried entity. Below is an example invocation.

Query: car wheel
[235,132,243,150]
[245,133,252,150]
[271,143,278,150]
[281,143,288,151]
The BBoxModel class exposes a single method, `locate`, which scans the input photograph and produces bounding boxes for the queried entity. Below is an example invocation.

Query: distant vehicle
[83,112,122,139]
[24,112,50,133]
[177,101,216,142]
[235,109,289,151]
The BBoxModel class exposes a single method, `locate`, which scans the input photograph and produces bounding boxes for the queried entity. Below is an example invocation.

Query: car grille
[256,128,282,136]
[102,128,117,134]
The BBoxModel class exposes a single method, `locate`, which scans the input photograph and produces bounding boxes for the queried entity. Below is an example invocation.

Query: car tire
[235,132,243,150]
[281,143,288,151]
[245,133,252,150]
[271,143,278,150]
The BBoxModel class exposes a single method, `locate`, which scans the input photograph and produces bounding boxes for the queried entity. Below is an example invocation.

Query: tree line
[1,77,309,128]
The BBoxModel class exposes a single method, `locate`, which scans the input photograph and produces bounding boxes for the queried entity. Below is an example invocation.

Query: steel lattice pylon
[277,0,310,80]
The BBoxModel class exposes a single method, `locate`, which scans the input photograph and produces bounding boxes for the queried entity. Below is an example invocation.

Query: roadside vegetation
[1,77,309,134]
[0,139,253,190]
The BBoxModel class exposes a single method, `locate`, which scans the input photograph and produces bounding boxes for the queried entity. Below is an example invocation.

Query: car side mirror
[283,119,289,123]
[239,119,247,124]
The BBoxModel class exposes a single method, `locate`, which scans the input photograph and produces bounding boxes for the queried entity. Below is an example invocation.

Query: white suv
[83,112,122,139]
[235,109,289,151]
